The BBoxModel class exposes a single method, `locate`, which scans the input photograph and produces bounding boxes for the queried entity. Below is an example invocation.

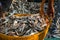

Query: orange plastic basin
[0,14,51,40]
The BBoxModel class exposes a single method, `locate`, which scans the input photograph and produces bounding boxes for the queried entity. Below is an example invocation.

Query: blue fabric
[27,0,41,2]
[0,0,12,11]
[44,38,60,40]
[34,0,41,2]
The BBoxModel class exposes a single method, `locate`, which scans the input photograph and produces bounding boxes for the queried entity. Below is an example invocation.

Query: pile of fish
[0,14,47,36]
[9,1,40,14]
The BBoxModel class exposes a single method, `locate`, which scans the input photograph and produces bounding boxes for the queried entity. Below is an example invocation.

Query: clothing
[0,0,12,11]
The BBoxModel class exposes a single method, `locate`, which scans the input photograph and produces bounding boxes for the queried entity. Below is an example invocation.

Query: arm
[40,0,46,17]
[39,0,54,40]
[47,0,54,19]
